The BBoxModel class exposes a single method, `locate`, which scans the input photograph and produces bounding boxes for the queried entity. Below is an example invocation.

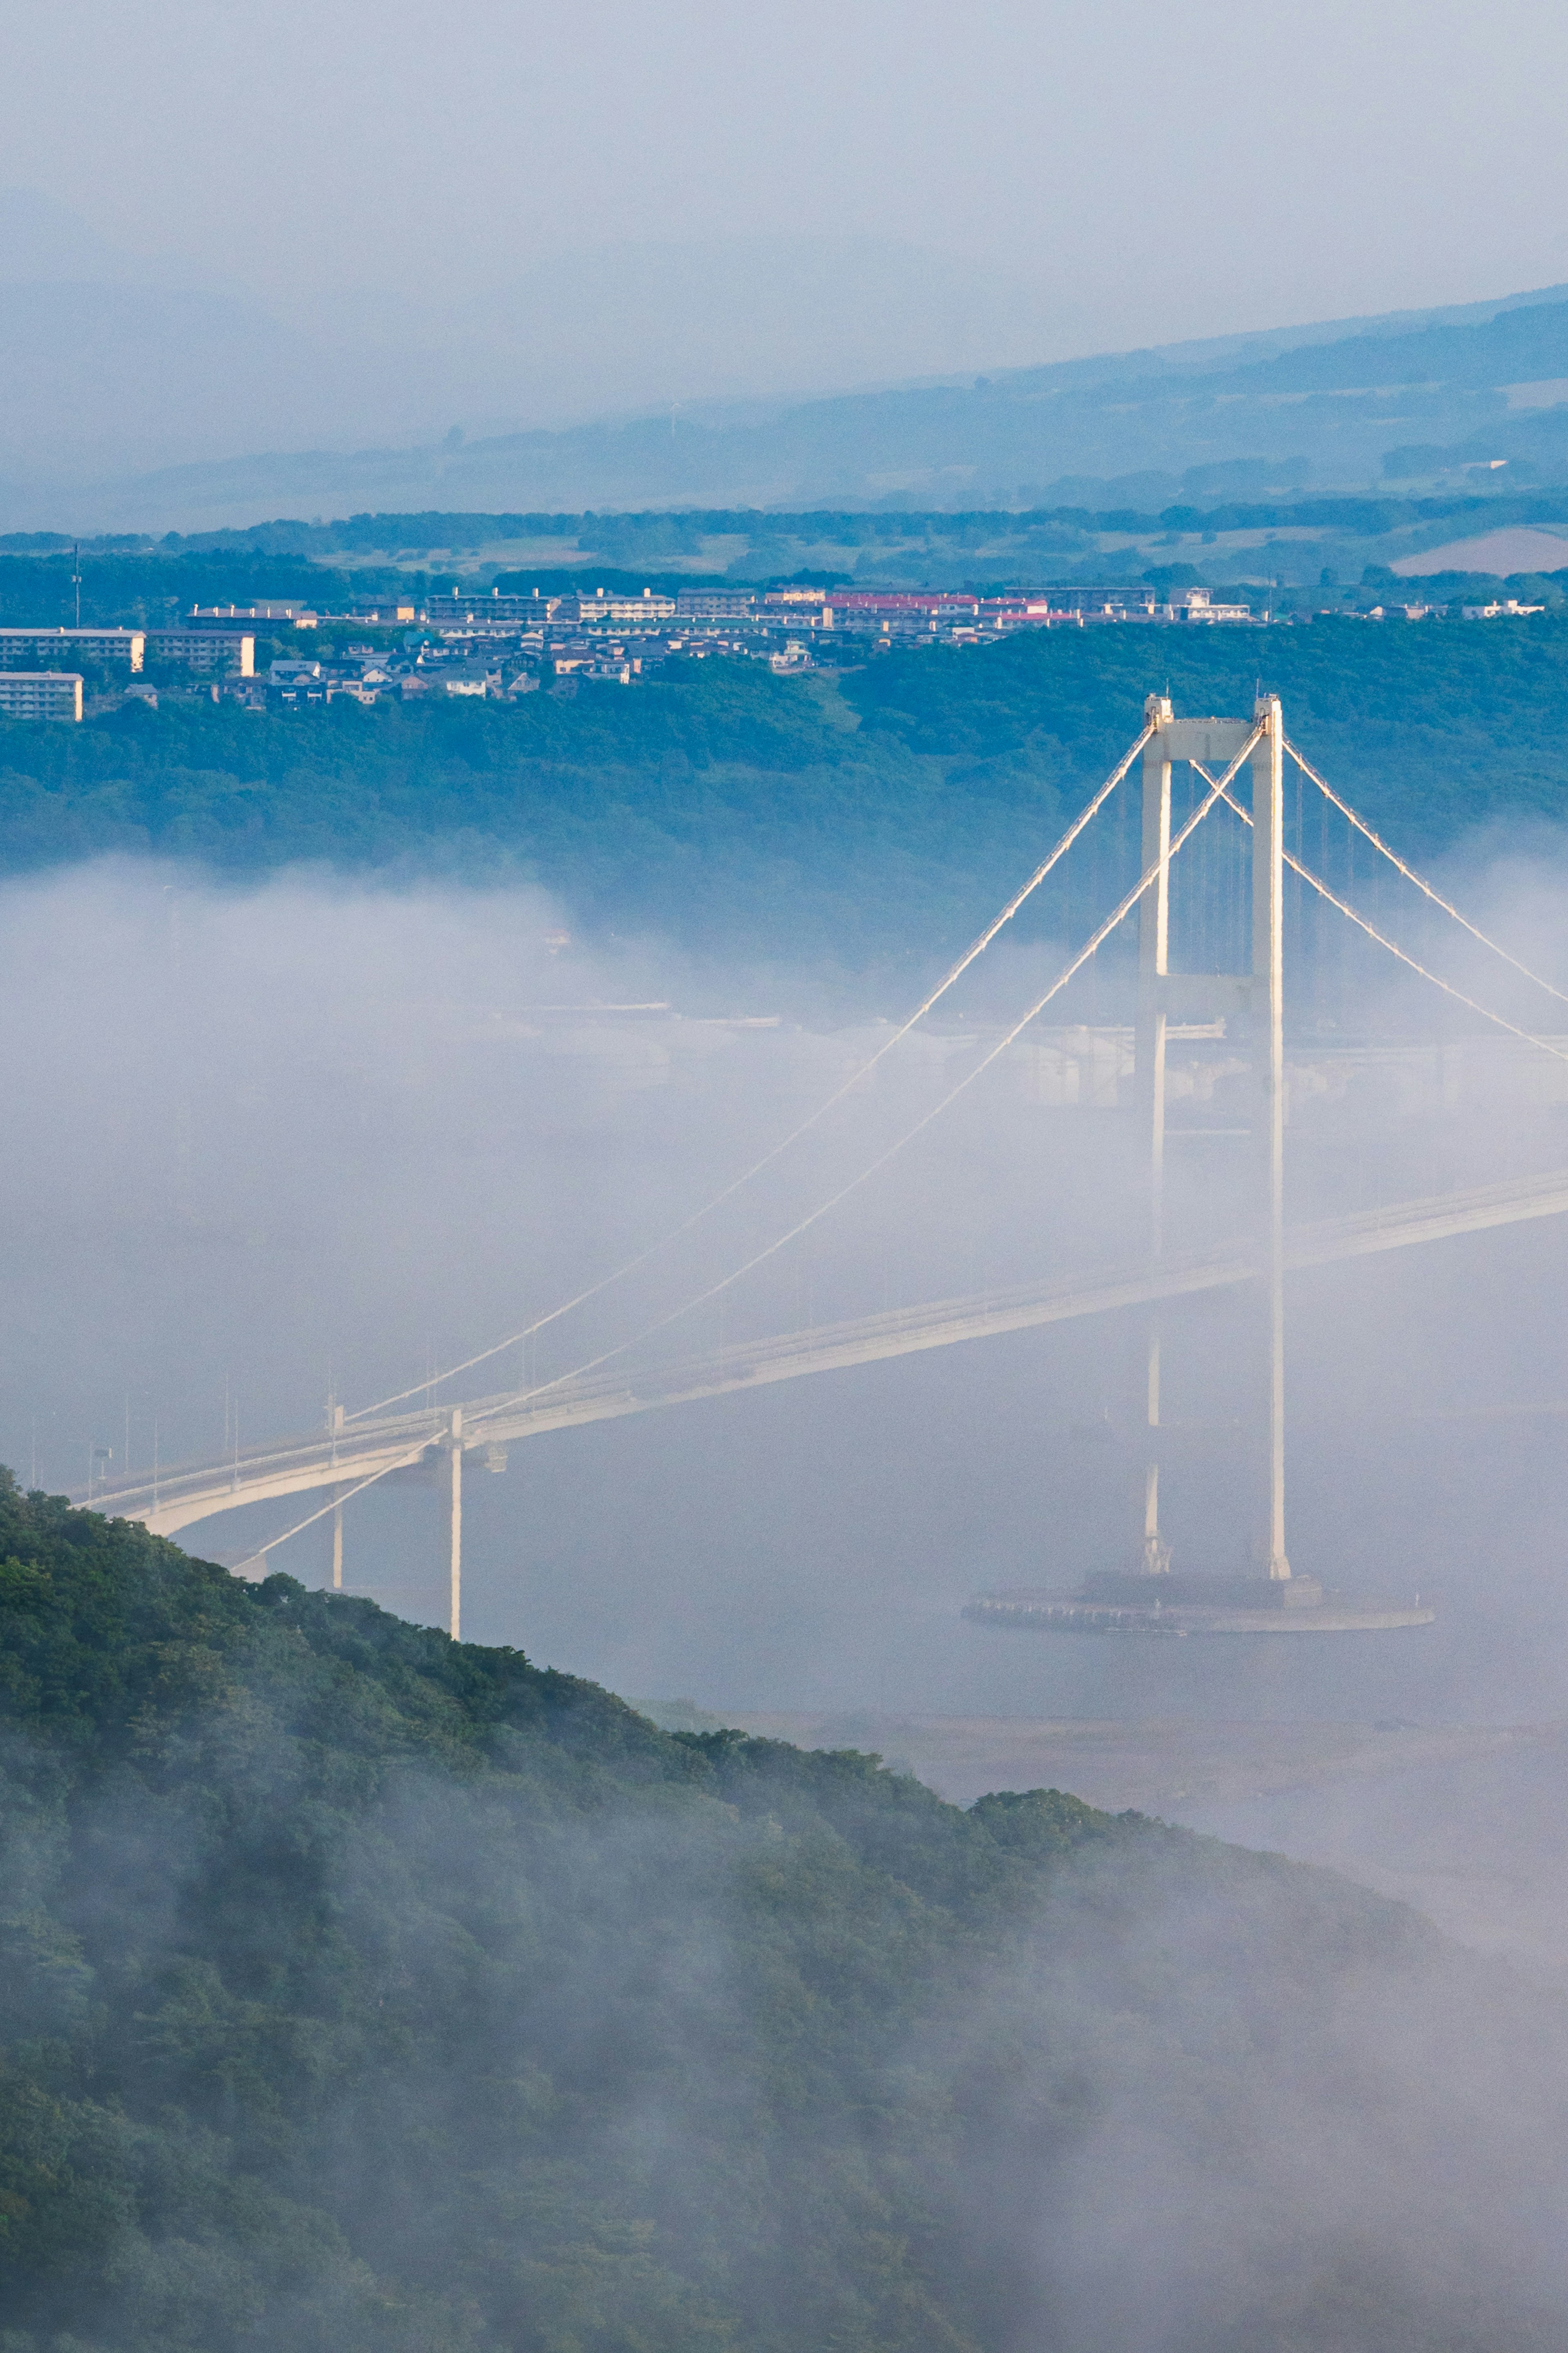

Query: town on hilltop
[2,575,1543,721]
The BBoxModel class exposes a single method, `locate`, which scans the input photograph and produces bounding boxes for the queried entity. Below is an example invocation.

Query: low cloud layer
[2,854,1568,1734]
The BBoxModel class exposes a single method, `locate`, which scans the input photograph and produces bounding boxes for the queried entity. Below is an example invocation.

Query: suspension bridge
[76,693,1568,1638]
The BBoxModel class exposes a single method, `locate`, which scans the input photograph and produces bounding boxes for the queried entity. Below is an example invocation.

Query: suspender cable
[1287,857,1568,1066]
[345,724,1156,1423]
[1193,761,1568,1069]
[1285,738,1568,1010]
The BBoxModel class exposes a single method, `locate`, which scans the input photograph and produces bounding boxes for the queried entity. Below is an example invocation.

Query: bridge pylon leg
[331,1489,344,1589]
[1251,697,1290,1580]
[1136,694,1174,1574]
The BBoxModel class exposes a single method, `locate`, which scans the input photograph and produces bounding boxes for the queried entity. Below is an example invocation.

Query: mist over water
[5,851,1568,1743]
[934,1829,1568,2351]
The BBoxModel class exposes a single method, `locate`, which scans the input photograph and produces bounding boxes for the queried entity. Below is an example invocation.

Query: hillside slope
[4,623,1568,971]
[2,1472,1568,2351]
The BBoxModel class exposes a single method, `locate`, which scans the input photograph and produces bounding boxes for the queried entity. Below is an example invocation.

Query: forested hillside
[2,1472,1567,2351]
[9,490,1568,596]
[2,620,1566,965]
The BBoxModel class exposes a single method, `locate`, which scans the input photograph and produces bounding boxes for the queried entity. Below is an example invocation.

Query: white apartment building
[0,627,144,670]
[574,588,678,624]
[145,630,256,675]
[0,671,84,721]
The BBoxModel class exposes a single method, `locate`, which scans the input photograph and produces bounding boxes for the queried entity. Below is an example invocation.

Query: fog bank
[4,855,1568,1742]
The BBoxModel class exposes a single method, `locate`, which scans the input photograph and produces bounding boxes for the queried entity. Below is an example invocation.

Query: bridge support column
[1136,695,1174,1573]
[328,1405,345,1591]
[448,1410,463,1641]
[1251,696,1290,1579]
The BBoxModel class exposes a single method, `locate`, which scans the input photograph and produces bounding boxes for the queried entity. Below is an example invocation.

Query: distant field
[16,496,1568,597]
[1394,525,1568,576]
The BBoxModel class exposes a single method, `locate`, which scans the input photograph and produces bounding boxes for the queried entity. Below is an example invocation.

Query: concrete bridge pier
[328,1404,346,1591]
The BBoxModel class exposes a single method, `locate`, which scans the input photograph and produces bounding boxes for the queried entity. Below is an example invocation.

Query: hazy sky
[8,0,1568,363]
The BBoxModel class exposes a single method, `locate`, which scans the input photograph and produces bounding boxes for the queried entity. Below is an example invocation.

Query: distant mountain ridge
[9,266,1568,533]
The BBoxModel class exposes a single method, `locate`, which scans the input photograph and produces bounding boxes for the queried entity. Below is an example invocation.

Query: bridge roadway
[76,1162,1568,1545]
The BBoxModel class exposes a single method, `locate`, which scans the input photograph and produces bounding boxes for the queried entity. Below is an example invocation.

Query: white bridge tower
[1135,692,1289,1585]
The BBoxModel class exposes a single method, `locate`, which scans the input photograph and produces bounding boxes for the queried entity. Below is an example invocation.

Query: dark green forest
[2,620,1566,964]
[2,1472,1566,2353]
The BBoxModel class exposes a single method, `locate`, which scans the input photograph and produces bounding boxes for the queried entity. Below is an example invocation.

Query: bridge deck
[77,1162,1568,1541]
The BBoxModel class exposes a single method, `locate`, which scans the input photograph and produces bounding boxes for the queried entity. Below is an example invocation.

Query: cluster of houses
[0,573,1544,723]
[0,584,1222,720]
[246,582,1263,710]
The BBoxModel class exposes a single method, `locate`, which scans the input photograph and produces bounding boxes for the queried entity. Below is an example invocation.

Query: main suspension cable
[345,723,1156,1423]
[1284,738,1568,1010]
[467,729,1263,1436]
[1288,858,1568,1066]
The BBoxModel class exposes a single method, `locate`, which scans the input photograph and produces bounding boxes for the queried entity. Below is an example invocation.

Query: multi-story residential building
[434,590,561,624]
[566,588,679,625]
[0,671,83,721]
[824,593,980,636]
[427,627,526,658]
[972,589,1161,626]
[978,597,1053,628]
[1040,587,1158,616]
[146,630,256,674]
[192,603,318,626]
[825,593,980,619]
[1168,588,1252,621]
[679,590,757,619]
[0,626,145,669]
